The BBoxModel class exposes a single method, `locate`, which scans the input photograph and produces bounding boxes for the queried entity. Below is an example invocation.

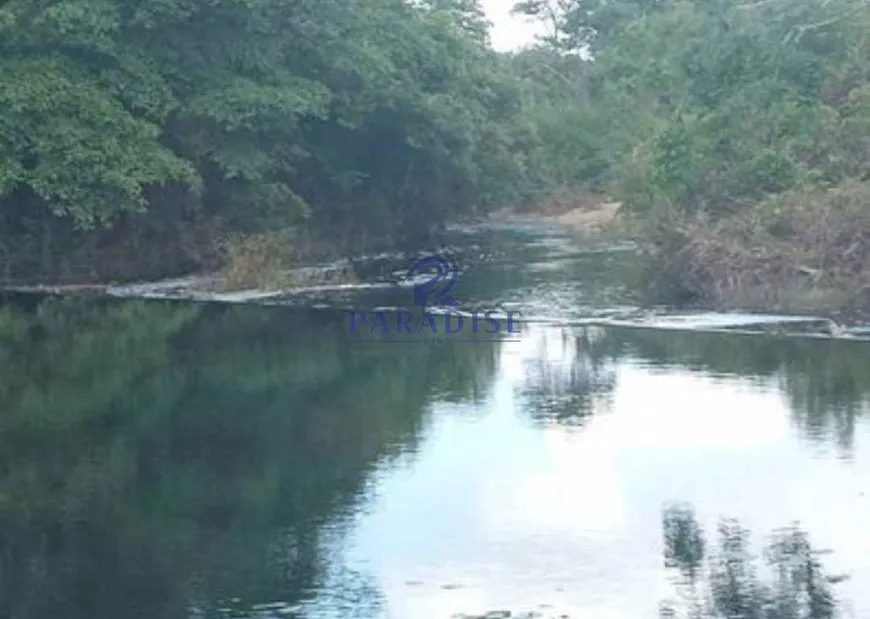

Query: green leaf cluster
[0,0,532,254]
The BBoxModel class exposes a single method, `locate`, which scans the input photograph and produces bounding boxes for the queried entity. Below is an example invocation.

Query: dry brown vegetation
[515,187,608,216]
[219,230,296,290]
[642,181,870,317]
[489,187,623,235]
[217,228,362,291]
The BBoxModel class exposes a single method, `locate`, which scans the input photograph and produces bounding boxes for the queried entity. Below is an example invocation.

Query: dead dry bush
[220,230,295,290]
[645,181,870,314]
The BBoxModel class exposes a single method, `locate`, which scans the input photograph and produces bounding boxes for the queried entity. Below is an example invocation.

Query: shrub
[219,230,295,291]
[640,181,870,315]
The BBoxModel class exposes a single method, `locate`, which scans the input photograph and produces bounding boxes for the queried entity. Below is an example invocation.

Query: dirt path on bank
[485,192,622,234]
[549,200,621,232]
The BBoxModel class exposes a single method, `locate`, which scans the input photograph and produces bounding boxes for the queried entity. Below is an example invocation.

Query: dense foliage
[514,0,870,206]
[0,0,536,282]
[513,0,870,312]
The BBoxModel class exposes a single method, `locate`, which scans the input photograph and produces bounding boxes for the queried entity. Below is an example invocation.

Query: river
[1,222,869,619]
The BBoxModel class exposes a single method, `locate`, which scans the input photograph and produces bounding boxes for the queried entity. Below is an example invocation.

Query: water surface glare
[301,323,870,619]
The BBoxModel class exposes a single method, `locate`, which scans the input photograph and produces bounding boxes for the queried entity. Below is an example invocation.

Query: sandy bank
[486,192,622,234]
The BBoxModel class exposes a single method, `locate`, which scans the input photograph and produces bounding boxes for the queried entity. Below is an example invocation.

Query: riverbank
[0,259,359,304]
[4,187,870,329]
[632,181,870,325]
[0,191,623,301]
[479,185,870,326]
[484,190,623,236]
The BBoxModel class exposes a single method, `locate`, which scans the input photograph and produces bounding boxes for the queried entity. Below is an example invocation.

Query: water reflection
[509,324,870,454]
[341,324,870,619]
[0,295,501,619]
[2,295,870,619]
[596,329,870,457]
[661,504,839,619]
[517,327,617,427]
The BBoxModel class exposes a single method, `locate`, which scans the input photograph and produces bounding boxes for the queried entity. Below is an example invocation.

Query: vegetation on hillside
[513,0,870,315]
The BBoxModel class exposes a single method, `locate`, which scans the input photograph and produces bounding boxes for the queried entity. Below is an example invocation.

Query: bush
[640,181,870,315]
[219,230,296,291]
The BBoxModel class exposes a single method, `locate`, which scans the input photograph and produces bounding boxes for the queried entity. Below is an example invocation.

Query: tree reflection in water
[661,504,842,619]
[596,328,870,458]
[1,294,863,619]
[518,326,618,427]
[0,295,503,619]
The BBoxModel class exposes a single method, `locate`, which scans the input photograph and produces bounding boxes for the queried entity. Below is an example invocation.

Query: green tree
[1,0,534,282]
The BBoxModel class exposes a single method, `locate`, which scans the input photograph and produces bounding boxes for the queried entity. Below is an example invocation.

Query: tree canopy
[0,0,538,281]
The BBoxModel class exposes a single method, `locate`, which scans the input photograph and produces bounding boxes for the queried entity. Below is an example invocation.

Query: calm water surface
[2,225,870,619]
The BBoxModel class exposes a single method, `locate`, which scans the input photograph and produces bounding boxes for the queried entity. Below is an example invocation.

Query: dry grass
[516,186,610,216]
[219,230,295,291]
[489,187,623,236]
[553,200,622,234]
[643,180,870,315]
